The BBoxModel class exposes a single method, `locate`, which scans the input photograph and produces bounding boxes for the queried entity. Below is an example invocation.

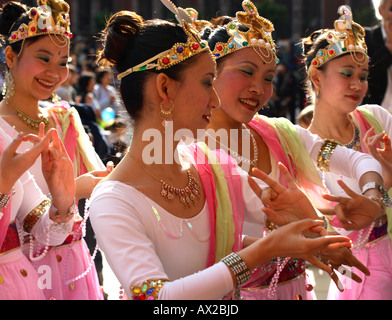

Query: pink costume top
[324,104,392,300]
[0,130,73,299]
[0,102,104,300]
[240,114,380,299]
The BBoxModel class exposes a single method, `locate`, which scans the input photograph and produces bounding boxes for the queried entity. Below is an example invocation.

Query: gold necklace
[14,106,49,131]
[129,154,201,206]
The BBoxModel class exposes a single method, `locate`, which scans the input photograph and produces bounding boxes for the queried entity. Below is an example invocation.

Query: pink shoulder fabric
[248,117,296,187]
[191,144,244,268]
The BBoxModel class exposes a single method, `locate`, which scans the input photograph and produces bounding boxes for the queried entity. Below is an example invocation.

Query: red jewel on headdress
[192,43,199,50]
[313,61,318,66]
[217,45,223,51]
[162,57,170,65]
[31,27,36,32]
[11,34,16,39]
[329,50,334,55]
[42,28,47,32]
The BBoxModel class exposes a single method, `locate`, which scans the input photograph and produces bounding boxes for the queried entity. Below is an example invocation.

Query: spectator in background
[56,63,78,103]
[364,0,392,111]
[76,72,102,120]
[273,62,297,121]
[94,68,123,116]
[297,105,314,129]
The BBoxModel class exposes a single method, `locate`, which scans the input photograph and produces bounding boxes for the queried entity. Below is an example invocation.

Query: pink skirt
[328,236,392,300]
[239,273,315,300]
[0,250,45,300]
[26,239,103,300]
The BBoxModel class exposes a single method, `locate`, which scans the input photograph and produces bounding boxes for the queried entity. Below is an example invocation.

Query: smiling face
[314,53,369,113]
[213,47,275,125]
[6,35,70,102]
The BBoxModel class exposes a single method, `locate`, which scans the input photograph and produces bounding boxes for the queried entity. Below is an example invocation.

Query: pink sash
[192,144,244,267]
[248,117,297,187]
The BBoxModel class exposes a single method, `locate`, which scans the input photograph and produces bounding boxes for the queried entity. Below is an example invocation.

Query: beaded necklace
[340,125,361,151]
[205,124,259,168]
[13,106,49,131]
[129,154,201,206]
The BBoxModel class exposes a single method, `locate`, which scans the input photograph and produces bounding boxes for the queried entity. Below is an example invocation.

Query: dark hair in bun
[98,10,205,122]
[0,2,43,55]
[301,29,330,72]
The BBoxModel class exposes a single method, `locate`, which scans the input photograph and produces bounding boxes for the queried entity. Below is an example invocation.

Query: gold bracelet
[130,279,170,300]
[317,139,339,172]
[23,198,51,233]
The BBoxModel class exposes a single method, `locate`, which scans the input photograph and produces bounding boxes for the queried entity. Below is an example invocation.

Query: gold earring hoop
[2,70,15,104]
[160,100,174,127]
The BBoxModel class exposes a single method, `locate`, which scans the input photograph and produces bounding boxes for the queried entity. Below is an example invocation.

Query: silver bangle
[48,194,76,223]
[361,182,378,195]
[0,188,14,208]
[221,252,251,286]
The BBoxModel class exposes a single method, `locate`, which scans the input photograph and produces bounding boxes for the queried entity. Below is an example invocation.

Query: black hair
[0,2,43,55]
[97,11,204,122]
[200,19,250,73]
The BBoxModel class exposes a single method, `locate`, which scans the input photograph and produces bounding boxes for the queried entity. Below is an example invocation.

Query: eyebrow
[239,60,275,73]
[341,65,369,72]
[35,49,69,59]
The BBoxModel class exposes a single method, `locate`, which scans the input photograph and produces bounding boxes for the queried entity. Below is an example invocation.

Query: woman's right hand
[0,129,54,194]
[248,162,319,226]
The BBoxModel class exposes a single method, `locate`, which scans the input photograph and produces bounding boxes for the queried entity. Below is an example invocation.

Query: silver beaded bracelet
[221,252,251,286]
[0,188,14,209]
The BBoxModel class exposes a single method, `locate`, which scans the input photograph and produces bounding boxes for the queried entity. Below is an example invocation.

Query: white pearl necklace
[29,223,51,262]
[205,124,259,168]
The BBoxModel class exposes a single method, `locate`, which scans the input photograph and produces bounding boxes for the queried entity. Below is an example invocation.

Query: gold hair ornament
[212,1,278,65]
[117,0,209,80]
[308,6,368,73]
[8,0,72,45]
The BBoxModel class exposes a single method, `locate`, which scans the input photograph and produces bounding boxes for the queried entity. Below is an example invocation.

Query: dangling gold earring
[160,99,174,127]
[2,70,15,104]
[52,92,60,104]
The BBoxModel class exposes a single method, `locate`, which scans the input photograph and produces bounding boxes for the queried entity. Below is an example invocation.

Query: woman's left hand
[248,162,318,226]
[40,125,75,218]
[317,246,370,292]
[321,179,383,230]
[363,127,392,189]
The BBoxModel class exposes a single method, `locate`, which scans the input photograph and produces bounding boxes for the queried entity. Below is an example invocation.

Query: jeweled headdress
[308,6,368,72]
[117,0,209,80]
[8,0,72,44]
[212,1,277,65]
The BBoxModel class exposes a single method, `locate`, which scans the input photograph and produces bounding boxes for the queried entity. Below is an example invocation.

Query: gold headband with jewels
[308,6,368,72]
[212,1,277,65]
[117,0,209,80]
[8,0,72,44]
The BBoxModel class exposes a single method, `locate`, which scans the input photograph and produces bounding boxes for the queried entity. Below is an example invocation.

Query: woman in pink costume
[0,1,106,299]
[303,5,392,300]
[0,125,76,299]
[87,1,383,300]
[202,1,386,300]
